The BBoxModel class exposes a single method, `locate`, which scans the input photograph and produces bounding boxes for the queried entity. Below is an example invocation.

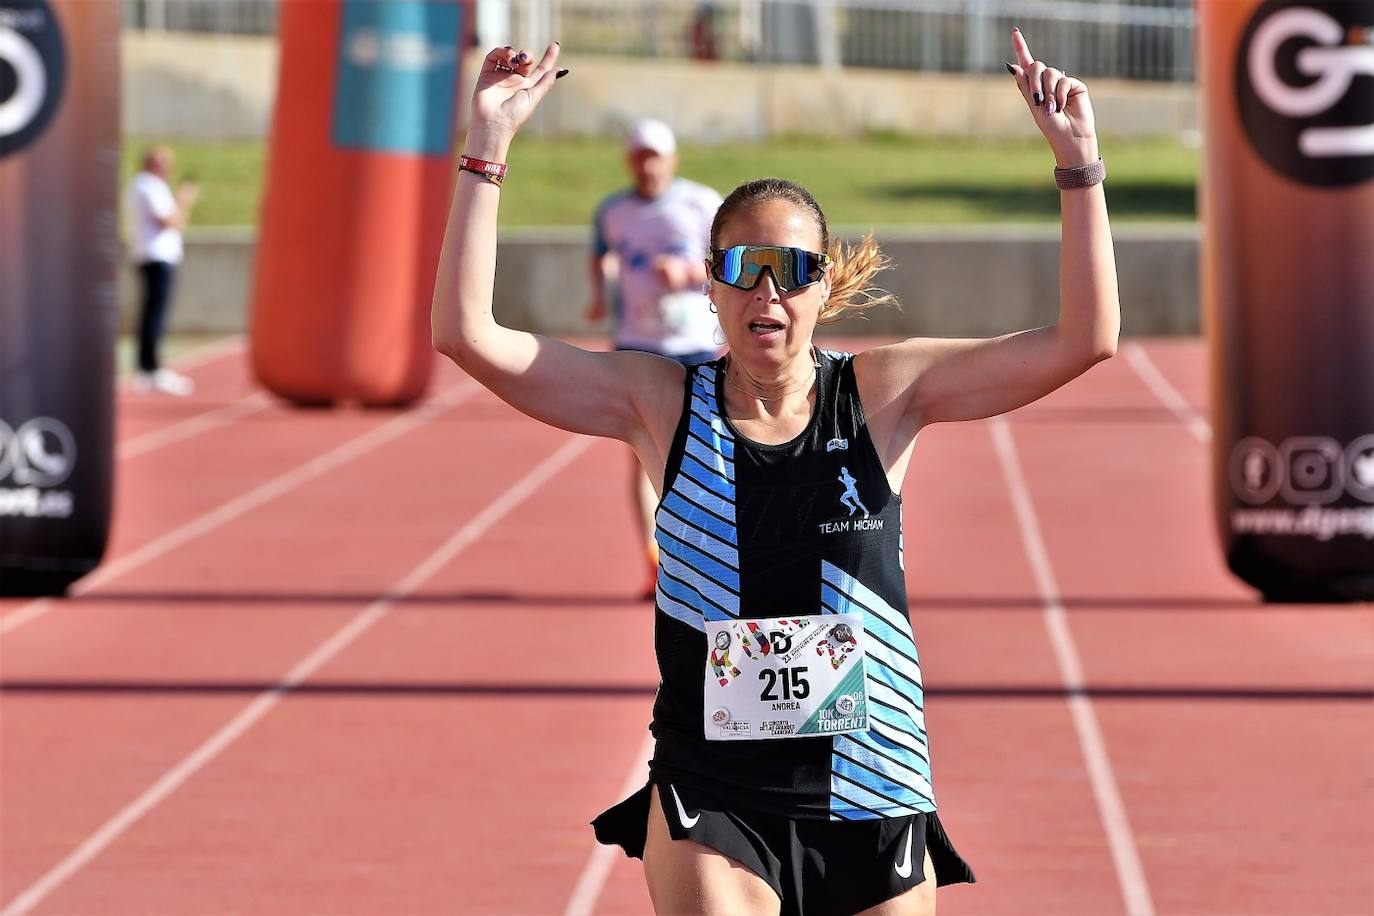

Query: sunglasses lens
[712,247,825,291]
[718,246,746,286]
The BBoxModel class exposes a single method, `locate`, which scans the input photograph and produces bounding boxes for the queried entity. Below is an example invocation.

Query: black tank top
[649,350,937,820]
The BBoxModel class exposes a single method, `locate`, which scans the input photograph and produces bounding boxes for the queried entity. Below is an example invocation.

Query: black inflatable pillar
[0,0,121,595]
[1200,0,1374,601]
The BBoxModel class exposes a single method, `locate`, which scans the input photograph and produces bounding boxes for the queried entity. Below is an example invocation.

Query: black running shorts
[592,780,976,915]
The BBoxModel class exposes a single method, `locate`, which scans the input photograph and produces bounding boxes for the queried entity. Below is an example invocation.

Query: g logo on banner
[1236,0,1374,186]
[0,0,66,159]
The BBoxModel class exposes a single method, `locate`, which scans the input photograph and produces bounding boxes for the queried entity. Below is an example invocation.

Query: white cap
[625,118,677,156]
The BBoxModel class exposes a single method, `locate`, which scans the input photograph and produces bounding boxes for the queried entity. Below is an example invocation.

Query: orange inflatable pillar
[250,0,469,407]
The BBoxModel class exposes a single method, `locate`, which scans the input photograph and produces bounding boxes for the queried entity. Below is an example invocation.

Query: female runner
[433,29,1118,916]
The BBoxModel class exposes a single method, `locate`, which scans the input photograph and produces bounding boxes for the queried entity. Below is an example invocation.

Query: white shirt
[594,178,723,356]
[127,171,183,265]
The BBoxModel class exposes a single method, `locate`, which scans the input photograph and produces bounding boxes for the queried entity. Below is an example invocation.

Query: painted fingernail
[1047,99,1057,114]
[556,68,570,79]
[1033,91,1043,105]
[1005,62,1015,74]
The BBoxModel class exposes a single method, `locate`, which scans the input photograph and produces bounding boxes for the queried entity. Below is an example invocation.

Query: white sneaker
[135,368,194,397]
[155,368,195,396]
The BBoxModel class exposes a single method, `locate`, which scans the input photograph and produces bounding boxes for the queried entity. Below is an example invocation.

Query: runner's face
[709,200,831,370]
[627,149,675,198]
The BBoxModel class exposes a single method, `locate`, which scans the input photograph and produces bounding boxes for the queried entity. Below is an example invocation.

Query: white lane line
[989,417,1156,916]
[0,434,594,916]
[117,392,272,460]
[1122,342,1211,445]
[564,730,655,916]
[117,336,257,458]
[0,381,481,638]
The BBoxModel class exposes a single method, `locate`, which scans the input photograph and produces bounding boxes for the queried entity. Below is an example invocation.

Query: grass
[124,133,1198,228]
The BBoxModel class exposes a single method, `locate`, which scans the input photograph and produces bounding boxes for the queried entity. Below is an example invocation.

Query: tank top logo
[819,466,884,535]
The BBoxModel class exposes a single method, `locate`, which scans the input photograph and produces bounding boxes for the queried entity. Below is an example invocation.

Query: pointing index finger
[1011,27,1034,68]
[530,41,561,79]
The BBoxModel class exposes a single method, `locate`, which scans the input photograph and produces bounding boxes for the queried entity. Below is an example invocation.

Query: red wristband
[458,155,507,187]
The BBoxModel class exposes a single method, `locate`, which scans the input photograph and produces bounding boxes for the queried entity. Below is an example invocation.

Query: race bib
[703,614,870,741]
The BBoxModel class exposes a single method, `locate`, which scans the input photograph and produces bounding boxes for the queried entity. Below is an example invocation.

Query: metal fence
[123,0,279,35]
[122,0,1196,82]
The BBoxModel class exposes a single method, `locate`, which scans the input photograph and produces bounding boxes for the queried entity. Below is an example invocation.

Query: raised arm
[860,28,1119,445]
[431,45,682,448]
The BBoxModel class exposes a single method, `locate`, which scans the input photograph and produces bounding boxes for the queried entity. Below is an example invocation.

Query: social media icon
[1345,434,1374,503]
[1279,436,1345,505]
[1230,437,1282,504]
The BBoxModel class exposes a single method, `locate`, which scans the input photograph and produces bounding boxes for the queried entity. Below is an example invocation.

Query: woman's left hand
[1007,28,1099,167]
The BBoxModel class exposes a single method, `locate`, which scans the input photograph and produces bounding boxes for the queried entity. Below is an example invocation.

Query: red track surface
[2,338,1371,915]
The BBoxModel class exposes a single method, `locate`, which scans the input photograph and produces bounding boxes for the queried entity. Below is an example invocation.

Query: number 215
[759,666,810,701]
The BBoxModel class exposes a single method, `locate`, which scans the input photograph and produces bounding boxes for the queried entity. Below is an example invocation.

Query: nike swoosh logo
[670,785,700,828]
[894,822,914,878]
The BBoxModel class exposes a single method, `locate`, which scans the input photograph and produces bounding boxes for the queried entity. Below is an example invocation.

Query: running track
[2,338,1371,915]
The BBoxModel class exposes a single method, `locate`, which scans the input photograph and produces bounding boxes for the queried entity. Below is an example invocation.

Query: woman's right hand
[468,43,563,149]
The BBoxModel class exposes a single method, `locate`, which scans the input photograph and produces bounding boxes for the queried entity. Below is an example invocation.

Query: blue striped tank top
[648,350,937,821]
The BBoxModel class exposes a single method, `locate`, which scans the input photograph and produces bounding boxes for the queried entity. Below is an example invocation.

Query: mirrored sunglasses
[709,246,830,292]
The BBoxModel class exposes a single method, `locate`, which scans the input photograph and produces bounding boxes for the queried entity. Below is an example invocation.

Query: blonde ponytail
[819,233,898,324]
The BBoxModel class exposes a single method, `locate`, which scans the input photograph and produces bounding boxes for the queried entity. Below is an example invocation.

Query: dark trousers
[136,261,176,372]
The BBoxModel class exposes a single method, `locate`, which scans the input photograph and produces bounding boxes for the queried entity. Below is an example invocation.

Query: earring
[708,301,718,314]
[713,326,727,346]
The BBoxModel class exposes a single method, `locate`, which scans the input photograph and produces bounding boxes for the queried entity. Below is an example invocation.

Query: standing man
[587,119,723,597]
[127,145,198,396]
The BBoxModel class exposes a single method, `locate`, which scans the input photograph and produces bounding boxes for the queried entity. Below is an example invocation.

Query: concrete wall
[119,227,257,334]
[123,33,279,139]
[122,226,1201,337]
[123,31,1198,142]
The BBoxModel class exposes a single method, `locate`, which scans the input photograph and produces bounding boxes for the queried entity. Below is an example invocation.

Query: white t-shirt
[593,178,723,356]
[127,171,183,265]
